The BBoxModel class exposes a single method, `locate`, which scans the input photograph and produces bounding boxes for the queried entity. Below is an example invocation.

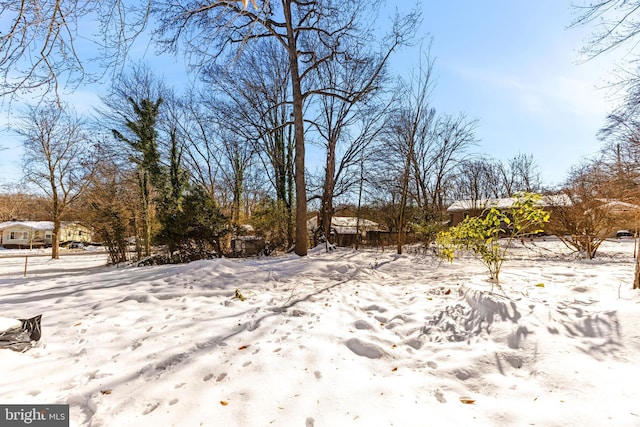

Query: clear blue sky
[0,1,621,188]
[387,0,620,188]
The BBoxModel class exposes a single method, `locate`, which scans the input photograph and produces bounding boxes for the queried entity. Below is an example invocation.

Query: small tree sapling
[436,192,550,286]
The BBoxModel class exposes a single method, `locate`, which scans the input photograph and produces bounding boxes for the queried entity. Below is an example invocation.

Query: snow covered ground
[1,238,640,426]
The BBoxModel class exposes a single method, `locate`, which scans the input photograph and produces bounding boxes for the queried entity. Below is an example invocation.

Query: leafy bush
[436,192,550,284]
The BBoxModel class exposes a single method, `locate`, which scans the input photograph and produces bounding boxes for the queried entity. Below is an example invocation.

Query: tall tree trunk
[321,140,336,247]
[397,143,414,255]
[233,152,243,227]
[355,154,364,250]
[51,182,60,259]
[286,125,295,248]
[635,238,640,289]
[52,217,60,259]
[284,1,307,256]
[140,172,152,257]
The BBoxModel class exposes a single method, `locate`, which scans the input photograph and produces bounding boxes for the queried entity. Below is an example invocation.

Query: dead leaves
[427,286,454,298]
[220,400,229,406]
[234,289,246,301]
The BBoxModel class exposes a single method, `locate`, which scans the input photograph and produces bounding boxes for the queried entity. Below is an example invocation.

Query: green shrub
[436,192,550,285]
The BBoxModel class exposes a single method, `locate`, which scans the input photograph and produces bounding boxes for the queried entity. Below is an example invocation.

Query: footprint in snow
[142,402,159,415]
[354,320,373,330]
[346,338,386,359]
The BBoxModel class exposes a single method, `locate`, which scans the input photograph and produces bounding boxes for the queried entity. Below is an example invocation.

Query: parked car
[616,230,633,238]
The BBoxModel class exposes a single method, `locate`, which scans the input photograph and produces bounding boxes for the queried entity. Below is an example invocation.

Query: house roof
[0,221,90,231]
[0,221,55,230]
[307,216,379,234]
[446,194,572,212]
[596,200,640,212]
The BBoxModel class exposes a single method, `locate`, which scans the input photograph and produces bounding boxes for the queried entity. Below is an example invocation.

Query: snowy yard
[1,238,640,426]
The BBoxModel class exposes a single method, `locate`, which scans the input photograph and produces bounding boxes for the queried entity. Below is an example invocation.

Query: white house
[0,221,93,249]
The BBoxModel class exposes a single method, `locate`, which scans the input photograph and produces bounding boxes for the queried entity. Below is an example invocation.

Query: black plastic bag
[0,314,42,352]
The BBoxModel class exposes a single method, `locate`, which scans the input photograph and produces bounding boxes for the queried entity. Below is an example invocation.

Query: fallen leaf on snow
[220,401,229,406]
[459,397,475,404]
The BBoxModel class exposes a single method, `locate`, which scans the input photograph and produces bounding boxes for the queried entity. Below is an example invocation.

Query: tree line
[7,0,614,264]
[7,50,547,263]
[5,1,640,287]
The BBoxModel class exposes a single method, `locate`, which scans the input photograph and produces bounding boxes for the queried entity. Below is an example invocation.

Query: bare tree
[307,47,392,247]
[574,1,640,285]
[547,161,618,259]
[0,190,49,222]
[573,1,640,58]
[497,153,542,196]
[3,0,419,257]
[450,157,501,203]
[213,130,256,227]
[17,103,97,258]
[450,153,541,204]
[166,88,222,202]
[373,47,476,253]
[197,40,291,233]
[83,158,138,265]
[412,113,477,218]
[0,1,149,98]
[377,52,437,254]
[149,0,419,255]
[598,140,640,201]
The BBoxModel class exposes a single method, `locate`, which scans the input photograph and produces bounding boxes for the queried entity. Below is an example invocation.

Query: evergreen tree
[112,97,163,257]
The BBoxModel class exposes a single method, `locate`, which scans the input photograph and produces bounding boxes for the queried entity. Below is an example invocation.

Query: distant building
[307,216,379,247]
[230,236,266,257]
[446,195,572,226]
[0,221,93,249]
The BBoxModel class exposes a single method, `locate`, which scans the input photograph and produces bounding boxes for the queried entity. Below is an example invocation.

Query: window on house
[10,231,29,240]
